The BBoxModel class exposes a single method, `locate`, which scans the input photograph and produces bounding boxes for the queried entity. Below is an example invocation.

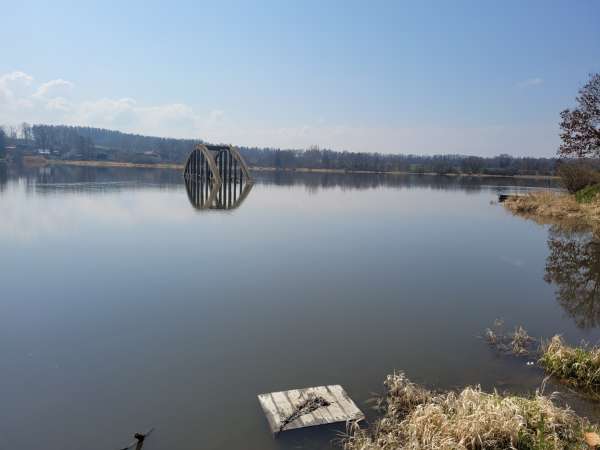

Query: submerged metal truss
[183,144,253,210]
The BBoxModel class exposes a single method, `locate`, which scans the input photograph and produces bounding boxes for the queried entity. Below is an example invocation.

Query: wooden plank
[328,385,364,420]
[270,391,304,431]
[257,385,364,434]
[300,387,330,423]
[314,386,346,421]
[257,394,281,433]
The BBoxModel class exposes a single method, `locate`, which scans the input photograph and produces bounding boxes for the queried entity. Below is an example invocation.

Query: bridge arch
[183,144,253,210]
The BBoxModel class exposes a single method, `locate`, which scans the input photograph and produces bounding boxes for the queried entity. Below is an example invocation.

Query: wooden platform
[257,385,364,433]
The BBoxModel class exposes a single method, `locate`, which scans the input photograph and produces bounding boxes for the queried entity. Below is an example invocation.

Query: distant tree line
[3,124,201,163]
[1,123,558,176]
[239,146,556,176]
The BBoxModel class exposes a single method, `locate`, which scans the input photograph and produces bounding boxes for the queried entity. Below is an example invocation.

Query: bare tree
[21,122,32,141]
[0,128,6,159]
[559,73,600,158]
[8,126,18,140]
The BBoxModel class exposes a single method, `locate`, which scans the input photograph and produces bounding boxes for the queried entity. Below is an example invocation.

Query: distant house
[37,149,51,155]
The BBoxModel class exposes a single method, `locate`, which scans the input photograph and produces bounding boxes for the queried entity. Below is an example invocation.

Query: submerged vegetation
[343,372,596,450]
[484,321,600,399]
[484,319,536,356]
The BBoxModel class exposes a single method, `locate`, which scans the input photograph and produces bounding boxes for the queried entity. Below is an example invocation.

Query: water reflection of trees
[1,163,560,195]
[253,171,559,193]
[545,225,600,329]
[18,165,182,194]
[0,163,7,192]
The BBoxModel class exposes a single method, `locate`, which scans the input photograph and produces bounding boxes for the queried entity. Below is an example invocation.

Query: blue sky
[1,0,599,156]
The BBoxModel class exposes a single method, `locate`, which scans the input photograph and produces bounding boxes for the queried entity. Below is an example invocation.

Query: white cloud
[71,98,201,137]
[0,72,206,138]
[76,97,138,127]
[44,97,72,112]
[0,70,559,156]
[33,78,74,99]
[0,71,34,105]
[517,77,543,88]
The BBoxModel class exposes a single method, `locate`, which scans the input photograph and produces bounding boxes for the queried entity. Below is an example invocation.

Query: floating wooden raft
[257,385,364,434]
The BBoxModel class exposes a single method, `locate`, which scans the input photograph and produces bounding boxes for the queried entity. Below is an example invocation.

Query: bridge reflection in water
[183,144,253,210]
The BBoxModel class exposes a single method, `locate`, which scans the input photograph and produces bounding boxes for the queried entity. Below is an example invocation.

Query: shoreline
[503,191,600,231]
[43,159,560,180]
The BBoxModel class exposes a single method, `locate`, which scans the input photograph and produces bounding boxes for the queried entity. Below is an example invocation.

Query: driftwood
[118,428,154,450]
[279,395,331,432]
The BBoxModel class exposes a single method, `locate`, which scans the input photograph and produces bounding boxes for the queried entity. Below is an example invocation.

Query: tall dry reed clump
[540,335,600,393]
[343,372,595,450]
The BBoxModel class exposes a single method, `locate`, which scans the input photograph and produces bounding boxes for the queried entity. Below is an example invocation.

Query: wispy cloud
[517,77,543,88]
[33,78,74,99]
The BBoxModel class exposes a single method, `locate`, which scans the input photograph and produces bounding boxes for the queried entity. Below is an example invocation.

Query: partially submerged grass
[540,336,600,394]
[484,322,600,399]
[484,319,536,356]
[343,372,595,450]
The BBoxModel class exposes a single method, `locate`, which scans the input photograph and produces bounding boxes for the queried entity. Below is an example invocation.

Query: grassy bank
[343,372,597,450]
[503,191,600,230]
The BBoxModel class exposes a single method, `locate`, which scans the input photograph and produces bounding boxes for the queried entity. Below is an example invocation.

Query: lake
[1,164,599,450]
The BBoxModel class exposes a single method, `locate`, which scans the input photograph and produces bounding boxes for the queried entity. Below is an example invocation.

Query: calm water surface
[1,165,599,450]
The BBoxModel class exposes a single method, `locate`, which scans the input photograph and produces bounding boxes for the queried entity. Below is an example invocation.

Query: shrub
[575,184,600,203]
[556,160,600,193]
[540,335,600,393]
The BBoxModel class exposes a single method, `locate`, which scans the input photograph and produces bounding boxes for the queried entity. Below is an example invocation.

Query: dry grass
[343,372,595,450]
[512,326,535,356]
[503,191,600,231]
[540,336,600,394]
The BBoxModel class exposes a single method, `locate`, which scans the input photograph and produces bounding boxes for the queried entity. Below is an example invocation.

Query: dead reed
[484,319,536,356]
[343,372,595,450]
[503,191,600,232]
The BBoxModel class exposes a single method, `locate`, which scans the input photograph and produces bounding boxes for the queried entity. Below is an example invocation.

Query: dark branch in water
[118,428,154,450]
[279,395,332,432]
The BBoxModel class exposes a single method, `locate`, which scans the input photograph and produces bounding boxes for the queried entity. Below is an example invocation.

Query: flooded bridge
[183,144,253,210]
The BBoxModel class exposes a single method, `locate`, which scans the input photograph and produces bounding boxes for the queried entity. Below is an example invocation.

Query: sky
[1,1,599,157]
